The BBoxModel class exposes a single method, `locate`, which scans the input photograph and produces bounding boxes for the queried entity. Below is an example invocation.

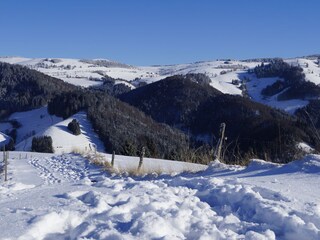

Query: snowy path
[0,152,320,239]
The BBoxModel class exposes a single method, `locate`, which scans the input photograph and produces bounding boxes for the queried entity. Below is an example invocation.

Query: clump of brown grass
[110,165,155,177]
[81,152,112,171]
[71,147,86,155]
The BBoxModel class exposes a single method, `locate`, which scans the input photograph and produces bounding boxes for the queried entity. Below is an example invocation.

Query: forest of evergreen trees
[47,90,191,161]
[0,62,77,118]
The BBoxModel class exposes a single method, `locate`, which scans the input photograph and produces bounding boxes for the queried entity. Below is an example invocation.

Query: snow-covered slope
[245,75,309,114]
[0,107,62,145]
[0,152,320,239]
[0,108,104,154]
[0,132,10,148]
[15,112,104,154]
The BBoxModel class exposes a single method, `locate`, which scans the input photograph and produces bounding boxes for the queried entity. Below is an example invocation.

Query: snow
[297,142,315,153]
[1,151,320,239]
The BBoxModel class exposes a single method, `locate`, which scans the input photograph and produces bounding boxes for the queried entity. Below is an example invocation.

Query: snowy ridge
[0,56,255,94]
[1,56,319,114]
[0,152,320,239]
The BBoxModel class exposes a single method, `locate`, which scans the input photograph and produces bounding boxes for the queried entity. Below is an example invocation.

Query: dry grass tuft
[79,151,112,171]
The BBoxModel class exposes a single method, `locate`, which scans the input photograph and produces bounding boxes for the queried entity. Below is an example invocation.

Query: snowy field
[0,152,320,239]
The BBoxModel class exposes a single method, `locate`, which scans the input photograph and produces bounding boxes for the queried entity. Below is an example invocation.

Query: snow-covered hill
[1,56,319,114]
[0,107,104,154]
[0,152,320,239]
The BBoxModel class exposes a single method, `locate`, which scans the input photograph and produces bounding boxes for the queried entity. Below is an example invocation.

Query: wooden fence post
[214,123,226,161]
[5,152,8,182]
[138,146,145,171]
[111,151,115,167]
[4,147,8,182]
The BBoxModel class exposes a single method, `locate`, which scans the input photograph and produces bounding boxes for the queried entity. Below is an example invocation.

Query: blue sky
[0,0,319,65]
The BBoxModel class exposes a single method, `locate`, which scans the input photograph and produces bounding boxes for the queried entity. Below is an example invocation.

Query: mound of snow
[205,159,244,173]
[284,154,320,174]
[297,142,315,153]
[246,159,280,171]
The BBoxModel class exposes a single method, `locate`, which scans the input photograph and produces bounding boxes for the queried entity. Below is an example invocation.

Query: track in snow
[28,155,91,184]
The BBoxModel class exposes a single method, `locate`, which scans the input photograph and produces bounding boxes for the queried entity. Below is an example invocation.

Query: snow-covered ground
[0,152,319,239]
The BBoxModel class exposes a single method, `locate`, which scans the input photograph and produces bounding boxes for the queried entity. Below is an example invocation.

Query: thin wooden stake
[111,151,115,167]
[138,147,145,171]
[214,123,226,161]
[4,148,8,182]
